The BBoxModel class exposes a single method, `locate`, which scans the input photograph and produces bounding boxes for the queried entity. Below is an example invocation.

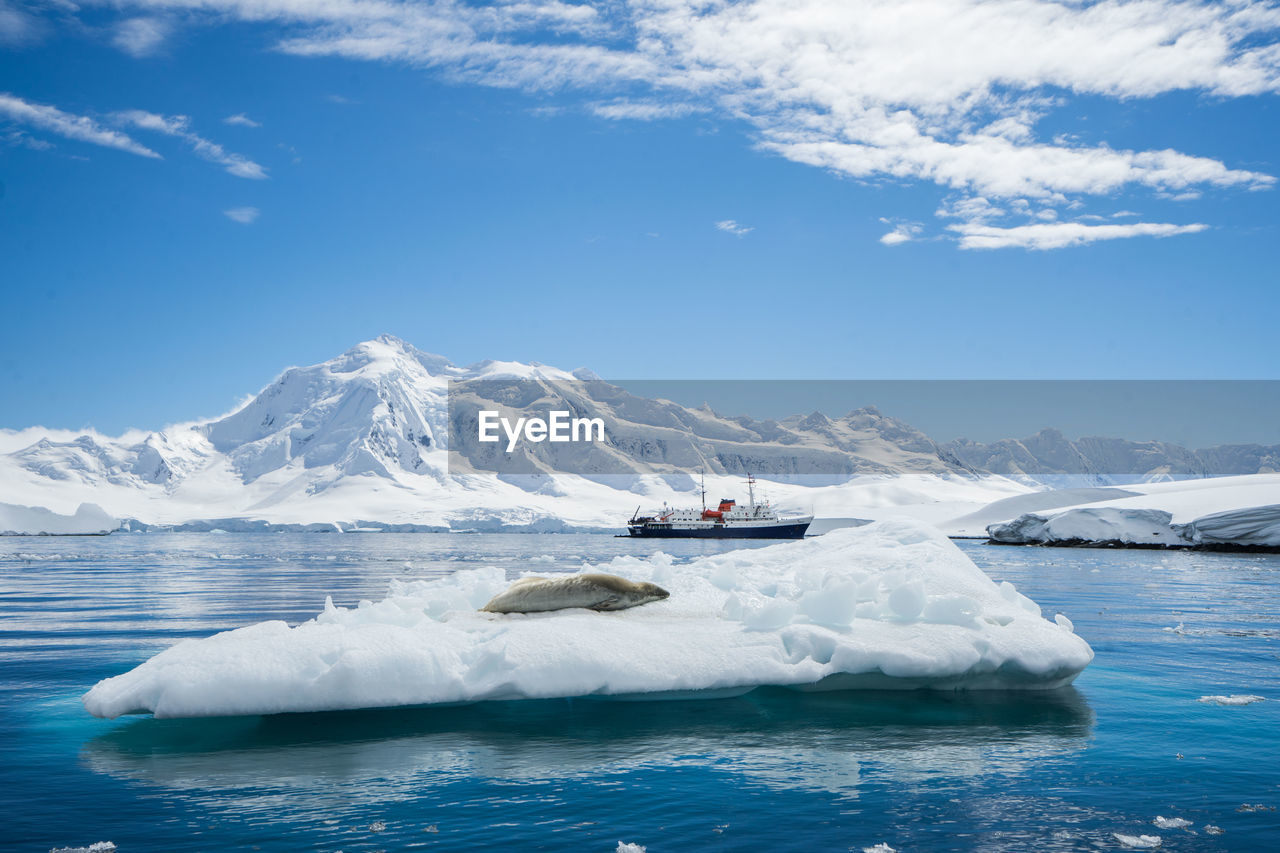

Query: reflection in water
[84,687,1093,804]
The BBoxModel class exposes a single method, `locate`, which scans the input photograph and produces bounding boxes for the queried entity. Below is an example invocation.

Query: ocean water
[1,533,1278,852]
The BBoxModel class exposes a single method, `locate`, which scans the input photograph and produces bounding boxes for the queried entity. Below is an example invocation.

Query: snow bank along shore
[0,502,116,536]
[983,474,1280,550]
[83,520,1092,719]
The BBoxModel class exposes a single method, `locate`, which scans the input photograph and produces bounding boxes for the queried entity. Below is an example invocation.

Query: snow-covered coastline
[981,474,1280,551]
[3,336,1274,542]
[0,502,117,536]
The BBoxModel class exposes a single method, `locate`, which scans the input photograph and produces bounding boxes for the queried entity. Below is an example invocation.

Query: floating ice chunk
[617,843,646,853]
[1204,825,1224,835]
[1198,695,1265,706]
[863,845,897,853]
[82,520,1094,719]
[999,581,1041,615]
[50,844,116,853]
[1153,816,1191,829]
[1113,834,1162,848]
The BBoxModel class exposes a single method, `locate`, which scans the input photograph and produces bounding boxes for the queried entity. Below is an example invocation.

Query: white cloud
[223,206,260,224]
[951,221,1209,250]
[715,219,754,237]
[223,113,261,128]
[589,100,704,121]
[90,0,1280,247]
[0,92,160,158]
[2,128,53,150]
[115,110,268,179]
[113,17,170,58]
[0,0,44,46]
[879,221,923,246]
[936,196,1005,223]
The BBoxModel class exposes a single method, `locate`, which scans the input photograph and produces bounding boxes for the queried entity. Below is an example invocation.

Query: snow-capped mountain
[943,428,1280,487]
[201,338,453,486]
[0,336,1006,530]
[16,335,1275,533]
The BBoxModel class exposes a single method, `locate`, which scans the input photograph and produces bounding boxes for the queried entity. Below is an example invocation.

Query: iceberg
[82,520,1093,719]
[1197,694,1265,706]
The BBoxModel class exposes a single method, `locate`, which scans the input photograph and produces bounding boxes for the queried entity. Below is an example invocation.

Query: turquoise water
[2,534,1278,851]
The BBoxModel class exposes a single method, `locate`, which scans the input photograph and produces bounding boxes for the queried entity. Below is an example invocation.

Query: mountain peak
[461,359,578,381]
[336,336,454,377]
[373,333,410,349]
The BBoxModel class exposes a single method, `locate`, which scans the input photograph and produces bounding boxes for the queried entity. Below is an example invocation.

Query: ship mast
[747,472,756,510]
[700,468,707,512]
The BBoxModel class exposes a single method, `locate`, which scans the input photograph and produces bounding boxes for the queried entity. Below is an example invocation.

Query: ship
[626,474,813,539]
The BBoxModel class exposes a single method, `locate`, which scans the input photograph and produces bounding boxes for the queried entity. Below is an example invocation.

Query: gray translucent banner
[446,379,1280,485]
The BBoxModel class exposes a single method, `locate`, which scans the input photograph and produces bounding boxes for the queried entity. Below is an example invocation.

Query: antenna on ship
[700,468,707,512]
[747,472,756,510]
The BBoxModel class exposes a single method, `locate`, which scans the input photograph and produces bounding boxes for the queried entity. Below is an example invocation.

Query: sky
[2,0,1279,435]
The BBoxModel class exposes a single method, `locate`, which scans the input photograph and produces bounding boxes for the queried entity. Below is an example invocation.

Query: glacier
[82,520,1093,719]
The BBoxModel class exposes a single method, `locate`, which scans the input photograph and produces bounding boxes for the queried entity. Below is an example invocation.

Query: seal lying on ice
[481,573,670,614]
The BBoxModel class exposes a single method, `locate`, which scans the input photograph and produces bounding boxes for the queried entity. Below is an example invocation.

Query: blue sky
[2,0,1279,434]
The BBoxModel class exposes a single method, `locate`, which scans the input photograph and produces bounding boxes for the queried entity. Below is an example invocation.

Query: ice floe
[1152,816,1191,829]
[1113,834,1162,848]
[82,520,1093,719]
[1198,694,1265,706]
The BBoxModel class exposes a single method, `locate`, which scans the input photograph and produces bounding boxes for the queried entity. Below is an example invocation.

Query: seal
[481,573,670,614]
